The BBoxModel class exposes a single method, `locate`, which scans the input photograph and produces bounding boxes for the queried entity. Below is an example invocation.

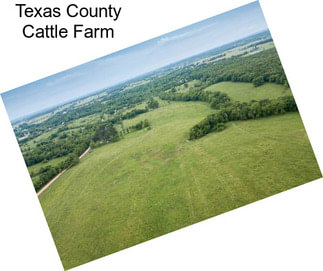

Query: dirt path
[79,147,91,159]
[37,147,91,196]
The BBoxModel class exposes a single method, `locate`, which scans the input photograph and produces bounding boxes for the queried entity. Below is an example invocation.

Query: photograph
[1,1,321,269]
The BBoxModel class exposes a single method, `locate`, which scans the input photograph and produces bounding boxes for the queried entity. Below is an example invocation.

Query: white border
[0,0,322,270]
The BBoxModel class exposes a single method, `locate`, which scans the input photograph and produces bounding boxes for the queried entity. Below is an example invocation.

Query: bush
[128,119,151,132]
[147,98,159,109]
[34,166,60,191]
[92,124,119,143]
[252,76,265,87]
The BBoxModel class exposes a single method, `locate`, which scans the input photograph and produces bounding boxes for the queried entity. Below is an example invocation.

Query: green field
[204,82,292,102]
[39,101,321,269]
[165,80,201,93]
[67,114,100,128]
[12,32,320,270]
[27,156,67,185]
[28,156,67,175]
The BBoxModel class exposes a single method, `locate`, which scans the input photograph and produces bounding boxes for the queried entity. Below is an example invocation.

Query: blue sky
[2,1,268,121]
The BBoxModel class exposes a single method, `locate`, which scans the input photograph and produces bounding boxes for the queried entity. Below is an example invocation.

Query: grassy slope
[204,82,292,102]
[28,156,67,175]
[39,101,321,269]
[28,156,67,185]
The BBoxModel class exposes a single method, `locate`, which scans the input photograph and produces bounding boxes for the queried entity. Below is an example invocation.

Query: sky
[1,1,268,122]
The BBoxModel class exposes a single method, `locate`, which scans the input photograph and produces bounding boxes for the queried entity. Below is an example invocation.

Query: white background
[0,0,322,270]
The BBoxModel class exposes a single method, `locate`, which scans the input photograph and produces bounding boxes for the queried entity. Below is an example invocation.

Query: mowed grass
[39,102,321,269]
[204,82,292,102]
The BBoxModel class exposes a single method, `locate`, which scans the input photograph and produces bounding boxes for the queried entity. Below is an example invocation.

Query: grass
[224,41,274,58]
[28,156,67,185]
[204,82,292,102]
[121,101,148,115]
[166,80,201,93]
[21,128,58,150]
[67,114,100,128]
[193,40,274,66]
[39,100,321,269]
[28,156,67,175]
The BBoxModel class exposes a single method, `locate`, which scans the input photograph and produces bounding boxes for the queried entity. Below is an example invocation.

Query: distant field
[28,156,68,185]
[226,41,274,58]
[68,114,100,128]
[21,128,58,151]
[122,79,151,92]
[176,80,201,92]
[204,82,292,102]
[165,80,201,93]
[39,100,321,269]
[193,40,274,65]
[28,156,67,175]
[122,101,148,115]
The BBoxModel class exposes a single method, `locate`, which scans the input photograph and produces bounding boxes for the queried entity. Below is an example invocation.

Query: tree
[92,123,119,143]
[252,76,265,87]
[147,98,159,109]
[189,96,297,140]
[65,153,79,167]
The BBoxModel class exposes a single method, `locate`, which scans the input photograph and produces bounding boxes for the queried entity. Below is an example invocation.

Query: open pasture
[40,100,320,269]
[204,82,292,102]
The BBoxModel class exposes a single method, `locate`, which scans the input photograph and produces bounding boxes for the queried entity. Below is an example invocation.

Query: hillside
[11,39,321,269]
[39,100,321,269]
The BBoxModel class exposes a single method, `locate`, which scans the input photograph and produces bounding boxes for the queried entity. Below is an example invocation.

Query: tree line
[160,90,230,109]
[33,153,80,191]
[15,47,286,146]
[125,119,151,134]
[24,98,160,191]
[18,41,287,191]
[189,96,298,139]
[183,48,289,88]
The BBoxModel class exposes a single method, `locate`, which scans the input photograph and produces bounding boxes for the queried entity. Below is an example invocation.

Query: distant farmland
[6,30,321,269]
